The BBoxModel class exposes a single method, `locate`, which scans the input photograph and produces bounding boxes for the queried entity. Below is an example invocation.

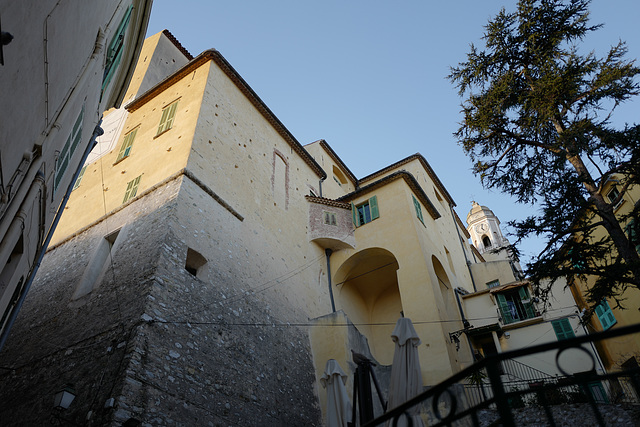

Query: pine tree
[449,0,640,306]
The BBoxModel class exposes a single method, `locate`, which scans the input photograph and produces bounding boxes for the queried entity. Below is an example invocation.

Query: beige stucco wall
[328,178,475,384]
[463,278,598,376]
[52,56,209,244]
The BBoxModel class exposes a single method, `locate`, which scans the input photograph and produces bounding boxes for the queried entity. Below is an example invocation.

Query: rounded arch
[432,255,453,312]
[482,235,491,248]
[334,247,401,364]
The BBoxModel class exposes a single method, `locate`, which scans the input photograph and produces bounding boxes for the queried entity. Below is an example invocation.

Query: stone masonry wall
[0,176,322,426]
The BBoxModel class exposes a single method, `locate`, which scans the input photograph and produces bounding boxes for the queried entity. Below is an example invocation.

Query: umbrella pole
[349,371,359,427]
[369,367,387,411]
[356,364,375,423]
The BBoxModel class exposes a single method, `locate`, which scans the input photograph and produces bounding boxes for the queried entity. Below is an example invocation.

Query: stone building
[0,31,530,425]
[0,0,153,348]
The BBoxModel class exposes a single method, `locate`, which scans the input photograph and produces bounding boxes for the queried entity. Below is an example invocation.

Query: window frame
[412,195,424,225]
[323,211,337,226]
[122,175,141,204]
[551,318,576,340]
[115,127,138,163]
[102,5,133,94]
[54,107,85,193]
[351,195,379,227]
[156,100,179,136]
[495,286,536,325]
[594,300,616,330]
[72,166,87,191]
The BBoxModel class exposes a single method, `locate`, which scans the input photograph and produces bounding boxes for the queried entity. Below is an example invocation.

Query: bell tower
[466,202,511,260]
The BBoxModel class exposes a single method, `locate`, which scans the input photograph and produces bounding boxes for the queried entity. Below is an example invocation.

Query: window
[594,300,616,330]
[102,5,133,93]
[55,107,85,193]
[156,100,179,136]
[115,128,138,162]
[122,175,141,203]
[73,229,120,300]
[495,286,537,324]
[486,279,500,289]
[412,195,424,224]
[185,248,207,278]
[324,211,337,226]
[606,187,623,209]
[551,318,576,340]
[482,235,492,249]
[72,166,87,191]
[351,196,379,227]
[625,220,640,253]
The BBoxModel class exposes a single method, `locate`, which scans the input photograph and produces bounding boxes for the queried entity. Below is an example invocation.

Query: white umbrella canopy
[321,359,352,427]
[386,317,426,427]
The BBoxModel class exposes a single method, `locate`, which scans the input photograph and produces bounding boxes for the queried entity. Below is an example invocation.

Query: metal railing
[363,322,640,427]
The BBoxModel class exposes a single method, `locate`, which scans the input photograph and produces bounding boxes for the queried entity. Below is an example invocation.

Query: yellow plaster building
[0,31,560,425]
[567,178,640,373]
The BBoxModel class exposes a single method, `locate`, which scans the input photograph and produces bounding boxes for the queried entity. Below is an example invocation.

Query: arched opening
[432,255,454,315]
[482,235,491,249]
[334,248,401,364]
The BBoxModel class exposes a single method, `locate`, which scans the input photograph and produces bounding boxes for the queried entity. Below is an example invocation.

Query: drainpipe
[0,121,103,351]
[325,248,336,312]
[454,288,475,358]
[449,203,477,292]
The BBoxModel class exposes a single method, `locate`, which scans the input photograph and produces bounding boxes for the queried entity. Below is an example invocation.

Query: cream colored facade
[0,0,152,348]
[1,31,561,424]
[568,179,640,371]
[460,203,601,382]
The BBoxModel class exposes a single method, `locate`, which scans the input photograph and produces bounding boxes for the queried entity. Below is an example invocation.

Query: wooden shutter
[351,202,359,227]
[369,195,379,220]
[552,318,575,340]
[102,5,133,91]
[412,195,424,224]
[496,293,514,324]
[116,128,138,162]
[518,286,536,319]
[157,101,179,135]
[595,300,616,330]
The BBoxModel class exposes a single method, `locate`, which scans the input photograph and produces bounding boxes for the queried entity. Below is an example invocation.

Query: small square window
[486,279,500,289]
[323,211,337,226]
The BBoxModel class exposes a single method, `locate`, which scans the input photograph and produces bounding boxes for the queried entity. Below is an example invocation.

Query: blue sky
[146,1,640,265]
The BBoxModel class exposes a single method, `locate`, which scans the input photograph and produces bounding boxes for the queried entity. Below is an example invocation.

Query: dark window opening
[185,248,207,277]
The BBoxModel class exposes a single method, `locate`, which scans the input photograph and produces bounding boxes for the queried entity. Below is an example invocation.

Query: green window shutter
[496,293,514,324]
[369,195,379,220]
[72,166,87,191]
[157,101,179,135]
[123,175,141,203]
[595,300,616,330]
[116,128,138,162]
[552,318,575,340]
[518,286,536,318]
[351,202,359,227]
[412,195,424,224]
[625,220,640,253]
[102,5,133,92]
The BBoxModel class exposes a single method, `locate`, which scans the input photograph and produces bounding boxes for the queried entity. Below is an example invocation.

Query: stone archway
[334,248,401,364]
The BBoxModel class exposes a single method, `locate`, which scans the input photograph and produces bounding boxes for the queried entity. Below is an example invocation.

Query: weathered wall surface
[0,177,322,426]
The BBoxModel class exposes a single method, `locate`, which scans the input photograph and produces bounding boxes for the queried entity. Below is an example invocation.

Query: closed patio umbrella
[386,317,425,427]
[321,359,352,427]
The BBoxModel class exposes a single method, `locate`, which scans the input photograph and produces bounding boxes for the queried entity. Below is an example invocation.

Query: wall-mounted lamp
[53,385,76,410]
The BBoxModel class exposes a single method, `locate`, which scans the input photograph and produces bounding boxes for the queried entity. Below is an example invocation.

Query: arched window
[482,235,491,248]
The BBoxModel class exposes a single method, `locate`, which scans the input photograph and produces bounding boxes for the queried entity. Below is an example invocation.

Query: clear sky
[146,1,640,265]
